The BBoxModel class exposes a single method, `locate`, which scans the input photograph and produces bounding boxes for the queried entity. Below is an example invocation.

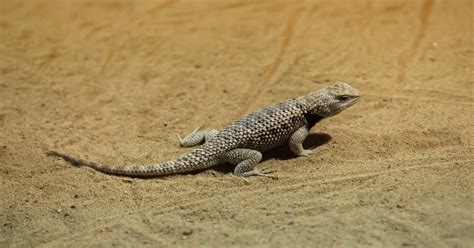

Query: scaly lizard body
[48,83,360,178]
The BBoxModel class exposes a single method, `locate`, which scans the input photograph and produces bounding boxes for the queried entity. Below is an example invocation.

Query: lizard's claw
[231,173,250,184]
[299,149,314,157]
[242,169,279,179]
[176,133,184,144]
[176,126,203,147]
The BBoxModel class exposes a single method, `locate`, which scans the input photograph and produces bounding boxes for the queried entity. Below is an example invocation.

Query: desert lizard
[48,82,360,179]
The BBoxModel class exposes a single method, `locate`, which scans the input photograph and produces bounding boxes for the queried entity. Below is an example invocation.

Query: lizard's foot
[297,149,314,157]
[241,169,278,179]
[231,173,250,184]
[231,170,278,183]
[224,149,278,180]
[176,126,202,147]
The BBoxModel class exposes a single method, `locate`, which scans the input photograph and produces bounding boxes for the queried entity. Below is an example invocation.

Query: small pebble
[288,219,295,225]
[182,229,193,236]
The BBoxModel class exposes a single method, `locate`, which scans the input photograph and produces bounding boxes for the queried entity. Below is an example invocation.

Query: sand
[1,0,473,247]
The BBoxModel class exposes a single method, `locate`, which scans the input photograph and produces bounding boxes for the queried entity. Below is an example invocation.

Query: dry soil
[1,0,473,247]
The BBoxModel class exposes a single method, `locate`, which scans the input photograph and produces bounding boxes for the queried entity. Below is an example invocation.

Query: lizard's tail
[47,146,223,177]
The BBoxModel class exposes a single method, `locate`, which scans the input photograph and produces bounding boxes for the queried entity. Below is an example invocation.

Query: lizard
[48,82,360,179]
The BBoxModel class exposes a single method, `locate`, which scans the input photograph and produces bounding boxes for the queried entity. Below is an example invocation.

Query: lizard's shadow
[212,132,332,174]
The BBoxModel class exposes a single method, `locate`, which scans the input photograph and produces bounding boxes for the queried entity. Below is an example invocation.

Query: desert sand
[1,0,473,247]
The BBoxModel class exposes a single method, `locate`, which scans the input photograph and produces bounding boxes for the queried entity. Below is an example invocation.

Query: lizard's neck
[294,93,327,128]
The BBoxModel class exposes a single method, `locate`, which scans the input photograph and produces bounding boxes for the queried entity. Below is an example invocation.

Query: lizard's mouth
[345,95,360,105]
[338,95,360,112]
[350,95,360,104]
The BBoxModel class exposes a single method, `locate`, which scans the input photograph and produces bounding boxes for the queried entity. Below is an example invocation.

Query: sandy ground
[1,0,473,247]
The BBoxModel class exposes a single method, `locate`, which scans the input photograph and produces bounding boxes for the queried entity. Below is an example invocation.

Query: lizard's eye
[337,95,349,101]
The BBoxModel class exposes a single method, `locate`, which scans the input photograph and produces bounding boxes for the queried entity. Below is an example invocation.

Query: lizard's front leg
[288,126,312,157]
[223,149,277,179]
[176,127,219,147]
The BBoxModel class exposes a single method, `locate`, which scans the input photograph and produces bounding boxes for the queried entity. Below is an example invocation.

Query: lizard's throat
[303,113,325,128]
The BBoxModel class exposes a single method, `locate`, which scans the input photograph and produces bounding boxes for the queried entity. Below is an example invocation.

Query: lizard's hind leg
[176,127,219,147]
[224,149,277,179]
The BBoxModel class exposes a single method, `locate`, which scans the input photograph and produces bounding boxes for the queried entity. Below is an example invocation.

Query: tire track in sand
[148,157,472,217]
[146,0,178,16]
[396,0,434,83]
[36,157,471,243]
[237,5,302,116]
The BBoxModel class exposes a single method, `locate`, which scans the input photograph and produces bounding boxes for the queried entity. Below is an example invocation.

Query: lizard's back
[215,99,306,152]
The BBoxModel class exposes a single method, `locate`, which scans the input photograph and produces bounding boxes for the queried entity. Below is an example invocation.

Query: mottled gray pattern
[48,82,360,178]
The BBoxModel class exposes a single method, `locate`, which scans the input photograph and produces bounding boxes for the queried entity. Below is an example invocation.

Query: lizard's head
[303,82,360,117]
